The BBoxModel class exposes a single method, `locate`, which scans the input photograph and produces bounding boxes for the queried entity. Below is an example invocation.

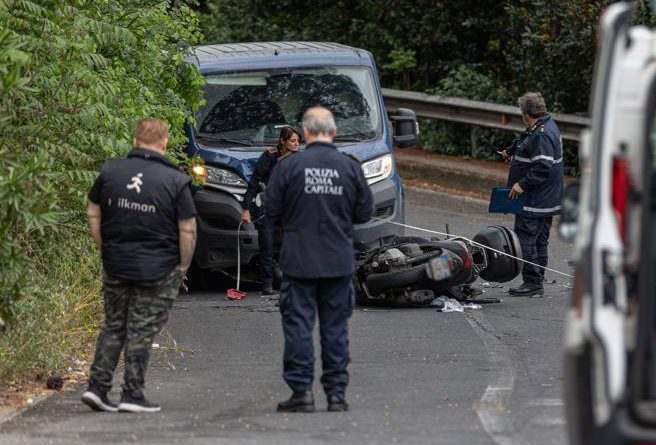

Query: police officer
[264,107,373,412]
[241,127,301,296]
[499,92,564,297]
[82,118,197,413]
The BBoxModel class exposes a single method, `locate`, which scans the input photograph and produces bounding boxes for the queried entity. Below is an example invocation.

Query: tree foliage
[0,0,204,326]
[199,0,655,112]
[197,0,656,168]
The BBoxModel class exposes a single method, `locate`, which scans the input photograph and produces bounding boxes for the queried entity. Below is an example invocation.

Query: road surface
[0,187,573,445]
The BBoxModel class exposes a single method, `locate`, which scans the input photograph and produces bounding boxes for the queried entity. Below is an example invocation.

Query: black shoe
[509,283,544,297]
[81,387,118,412]
[261,289,279,298]
[276,391,315,413]
[327,394,349,412]
[118,392,161,413]
[261,283,276,297]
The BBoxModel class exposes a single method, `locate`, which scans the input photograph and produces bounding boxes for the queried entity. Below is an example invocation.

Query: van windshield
[195,67,382,145]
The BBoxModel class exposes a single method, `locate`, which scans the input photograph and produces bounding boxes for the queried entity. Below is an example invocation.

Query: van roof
[190,42,374,72]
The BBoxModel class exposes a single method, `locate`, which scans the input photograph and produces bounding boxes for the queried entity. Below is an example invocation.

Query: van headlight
[205,166,247,187]
[362,154,393,185]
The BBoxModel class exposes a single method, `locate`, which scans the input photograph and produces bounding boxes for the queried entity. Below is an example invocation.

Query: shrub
[0,0,203,379]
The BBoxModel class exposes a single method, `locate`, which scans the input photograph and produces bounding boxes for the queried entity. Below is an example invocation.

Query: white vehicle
[562,2,656,443]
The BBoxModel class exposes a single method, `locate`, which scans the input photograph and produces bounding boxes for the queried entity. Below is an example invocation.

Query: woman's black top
[241,147,280,211]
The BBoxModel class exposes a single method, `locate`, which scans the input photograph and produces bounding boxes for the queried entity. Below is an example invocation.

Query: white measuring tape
[373,218,574,279]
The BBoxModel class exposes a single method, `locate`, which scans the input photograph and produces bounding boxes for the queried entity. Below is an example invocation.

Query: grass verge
[0,226,102,384]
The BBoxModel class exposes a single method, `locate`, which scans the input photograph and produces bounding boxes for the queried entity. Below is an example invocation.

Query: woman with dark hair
[241,127,301,295]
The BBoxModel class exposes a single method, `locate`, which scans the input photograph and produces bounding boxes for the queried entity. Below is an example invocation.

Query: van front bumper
[192,177,404,270]
[193,189,260,270]
[354,177,404,243]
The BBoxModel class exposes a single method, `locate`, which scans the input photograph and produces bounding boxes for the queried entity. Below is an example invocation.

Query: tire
[185,261,207,292]
[365,264,430,294]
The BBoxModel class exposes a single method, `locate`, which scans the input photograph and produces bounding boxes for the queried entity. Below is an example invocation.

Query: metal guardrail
[382,88,591,141]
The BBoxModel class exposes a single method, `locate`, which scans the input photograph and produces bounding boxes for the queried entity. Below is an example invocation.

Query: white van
[562,2,656,443]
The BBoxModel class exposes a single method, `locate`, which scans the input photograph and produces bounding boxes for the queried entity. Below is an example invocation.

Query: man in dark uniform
[82,118,197,413]
[499,92,564,297]
[264,107,373,412]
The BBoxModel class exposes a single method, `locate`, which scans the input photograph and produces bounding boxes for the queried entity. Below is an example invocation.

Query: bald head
[302,106,336,144]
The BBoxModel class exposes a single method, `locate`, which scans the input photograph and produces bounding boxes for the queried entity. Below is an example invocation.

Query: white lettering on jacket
[304,168,343,196]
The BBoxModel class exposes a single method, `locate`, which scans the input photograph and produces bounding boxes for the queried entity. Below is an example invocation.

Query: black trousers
[255,214,275,286]
[279,275,355,397]
[514,214,553,286]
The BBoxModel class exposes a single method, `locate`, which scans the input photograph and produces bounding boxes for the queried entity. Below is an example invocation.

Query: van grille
[202,216,239,231]
[373,202,394,219]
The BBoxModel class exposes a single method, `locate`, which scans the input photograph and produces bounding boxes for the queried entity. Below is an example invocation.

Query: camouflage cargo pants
[88,267,184,396]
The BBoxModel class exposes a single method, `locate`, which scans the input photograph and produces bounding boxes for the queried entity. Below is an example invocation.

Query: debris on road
[434,296,464,312]
[471,297,503,304]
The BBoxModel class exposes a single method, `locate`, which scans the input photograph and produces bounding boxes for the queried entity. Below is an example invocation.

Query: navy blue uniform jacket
[507,115,564,217]
[264,142,374,278]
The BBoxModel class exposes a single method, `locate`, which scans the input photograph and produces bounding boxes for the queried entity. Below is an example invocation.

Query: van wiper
[195,133,253,147]
[333,134,367,142]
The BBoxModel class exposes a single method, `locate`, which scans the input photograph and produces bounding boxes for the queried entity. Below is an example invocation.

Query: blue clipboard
[488,187,526,214]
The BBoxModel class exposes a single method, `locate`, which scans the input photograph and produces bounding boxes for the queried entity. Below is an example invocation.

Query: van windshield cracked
[195,67,382,145]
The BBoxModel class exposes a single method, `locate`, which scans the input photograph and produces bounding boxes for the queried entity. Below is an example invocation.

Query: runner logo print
[127,173,144,194]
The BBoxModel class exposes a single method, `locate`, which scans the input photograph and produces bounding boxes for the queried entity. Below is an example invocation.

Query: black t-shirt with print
[88,148,197,282]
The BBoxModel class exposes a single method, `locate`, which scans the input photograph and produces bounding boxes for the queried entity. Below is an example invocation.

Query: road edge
[0,393,51,428]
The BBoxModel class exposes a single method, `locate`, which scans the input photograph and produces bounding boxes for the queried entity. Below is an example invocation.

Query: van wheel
[185,262,207,292]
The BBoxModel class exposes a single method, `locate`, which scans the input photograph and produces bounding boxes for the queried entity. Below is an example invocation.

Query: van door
[565,3,656,443]
[629,26,656,426]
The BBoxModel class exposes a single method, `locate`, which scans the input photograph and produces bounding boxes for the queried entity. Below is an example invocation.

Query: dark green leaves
[0,0,204,324]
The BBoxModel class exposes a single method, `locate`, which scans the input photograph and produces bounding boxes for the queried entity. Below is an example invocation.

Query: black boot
[327,394,349,412]
[276,391,315,413]
[509,283,544,297]
[261,281,277,297]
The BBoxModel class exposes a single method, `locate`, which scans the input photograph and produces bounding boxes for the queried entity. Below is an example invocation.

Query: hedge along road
[0,186,572,445]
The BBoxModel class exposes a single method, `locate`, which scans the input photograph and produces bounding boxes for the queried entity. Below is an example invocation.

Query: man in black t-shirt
[81,118,197,413]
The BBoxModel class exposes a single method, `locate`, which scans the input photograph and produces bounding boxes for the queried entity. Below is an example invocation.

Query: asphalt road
[0,187,573,445]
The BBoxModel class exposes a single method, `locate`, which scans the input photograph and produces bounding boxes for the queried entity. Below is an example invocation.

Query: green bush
[0,0,203,380]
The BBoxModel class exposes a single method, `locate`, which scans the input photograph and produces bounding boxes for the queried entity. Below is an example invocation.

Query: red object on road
[226,288,247,301]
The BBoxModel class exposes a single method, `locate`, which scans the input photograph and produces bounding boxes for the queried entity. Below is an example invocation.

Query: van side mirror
[559,182,580,242]
[389,108,419,148]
